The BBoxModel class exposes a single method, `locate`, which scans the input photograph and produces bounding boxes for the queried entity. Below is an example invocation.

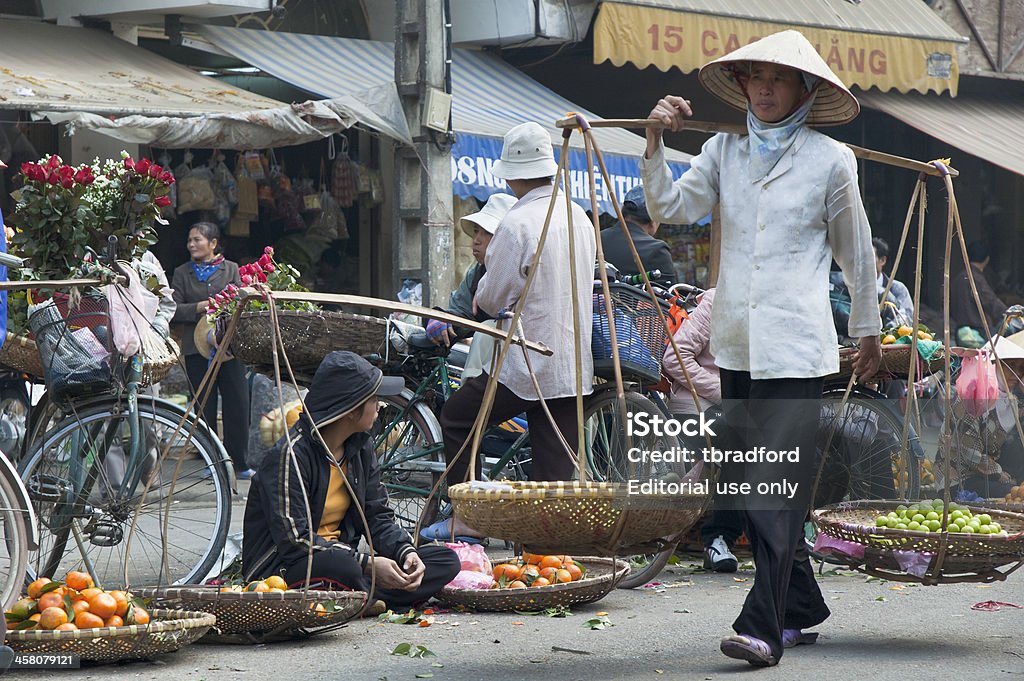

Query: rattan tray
[231,310,388,372]
[0,333,43,377]
[435,557,628,612]
[134,586,371,643]
[813,500,1024,584]
[833,343,946,380]
[449,480,708,555]
[3,608,215,663]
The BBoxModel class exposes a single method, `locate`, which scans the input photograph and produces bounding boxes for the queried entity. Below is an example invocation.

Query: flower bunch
[8,151,176,279]
[206,246,318,322]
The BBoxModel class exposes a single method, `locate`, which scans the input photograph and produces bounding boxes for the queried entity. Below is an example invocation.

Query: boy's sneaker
[236,468,256,480]
[704,535,738,572]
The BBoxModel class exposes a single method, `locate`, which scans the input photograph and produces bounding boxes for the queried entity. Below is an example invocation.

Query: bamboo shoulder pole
[554,116,959,178]
[237,289,552,356]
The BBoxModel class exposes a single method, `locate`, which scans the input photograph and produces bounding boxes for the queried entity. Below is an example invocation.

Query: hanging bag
[955,349,999,417]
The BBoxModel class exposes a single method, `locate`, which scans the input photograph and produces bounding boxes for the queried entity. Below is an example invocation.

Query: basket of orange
[134,576,374,644]
[435,554,629,612]
[3,572,214,663]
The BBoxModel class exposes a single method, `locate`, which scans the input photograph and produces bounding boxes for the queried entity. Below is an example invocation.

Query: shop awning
[859,90,1024,178]
[0,20,280,116]
[196,26,696,216]
[594,0,966,96]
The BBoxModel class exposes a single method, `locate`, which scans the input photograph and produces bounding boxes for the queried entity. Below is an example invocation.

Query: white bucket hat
[697,29,860,127]
[988,331,1024,361]
[460,192,517,237]
[491,122,559,180]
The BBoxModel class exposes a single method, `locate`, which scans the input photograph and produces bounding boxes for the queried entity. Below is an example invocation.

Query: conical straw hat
[697,29,860,127]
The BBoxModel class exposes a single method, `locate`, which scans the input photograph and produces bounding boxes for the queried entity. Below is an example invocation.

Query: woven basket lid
[697,29,859,127]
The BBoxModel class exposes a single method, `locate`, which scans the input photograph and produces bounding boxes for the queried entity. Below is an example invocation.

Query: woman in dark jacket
[170,221,252,477]
[242,351,459,608]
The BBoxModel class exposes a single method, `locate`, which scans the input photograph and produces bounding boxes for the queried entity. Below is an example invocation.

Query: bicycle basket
[28,290,120,400]
[592,283,667,384]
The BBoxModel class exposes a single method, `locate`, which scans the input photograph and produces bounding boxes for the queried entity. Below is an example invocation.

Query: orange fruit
[104,615,124,628]
[532,577,551,587]
[55,623,78,631]
[520,565,540,582]
[264,575,288,591]
[521,551,543,565]
[129,606,150,625]
[28,613,41,623]
[558,555,574,564]
[538,555,563,570]
[38,606,69,630]
[553,569,573,584]
[493,563,522,581]
[87,593,117,620]
[108,590,129,617]
[75,612,104,629]
[507,580,527,589]
[539,567,559,581]
[65,571,94,592]
[566,563,584,581]
[36,592,63,612]
[79,588,103,602]
[71,600,91,617]
[246,581,271,593]
[27,578,53,600]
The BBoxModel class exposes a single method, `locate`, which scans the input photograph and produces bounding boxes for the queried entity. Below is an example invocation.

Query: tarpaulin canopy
[594,0,966,96]
[197,26,697,216]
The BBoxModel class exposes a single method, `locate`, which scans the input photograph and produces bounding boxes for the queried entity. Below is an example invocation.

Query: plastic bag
[105,265,159,357]
[446,569,494,590]
[955,350,998,417]
[445,541,492,575]
[176,167,217,214]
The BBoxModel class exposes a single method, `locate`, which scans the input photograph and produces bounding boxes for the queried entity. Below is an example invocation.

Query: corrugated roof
[0,20,281,116]
[608,0,966,42]
[859,90,1024,177]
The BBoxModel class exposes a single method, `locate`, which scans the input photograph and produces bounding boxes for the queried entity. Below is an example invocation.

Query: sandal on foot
[782,629,819,648]
[419,520,484,545]
[720,635,778,667]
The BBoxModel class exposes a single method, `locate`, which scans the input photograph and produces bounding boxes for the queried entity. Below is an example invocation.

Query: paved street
[14,544,1024,680]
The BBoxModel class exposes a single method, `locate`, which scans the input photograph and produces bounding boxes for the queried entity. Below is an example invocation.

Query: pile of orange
[4,571,150,632]
[1004,485,1024,504]
[489,553,586,589]
[218,575,290,593]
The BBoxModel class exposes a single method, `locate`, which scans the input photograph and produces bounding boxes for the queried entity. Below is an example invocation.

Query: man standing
[600,184,676,285]
[421,122,597,543]
[952,240,1007,347]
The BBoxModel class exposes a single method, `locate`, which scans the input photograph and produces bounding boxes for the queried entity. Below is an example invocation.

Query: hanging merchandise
[244,150,266,180]
[308,190,348,244]
[211,151,239,226]
[174,151,217,214]
[330,136,358,208]
[268,150,305,233]
[234,153,259,221]
[355,164,372,194]
[368,168,384,207]
[227,215,251,237]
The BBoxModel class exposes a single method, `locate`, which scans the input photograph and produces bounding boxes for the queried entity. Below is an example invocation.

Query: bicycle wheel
[375,391,445,534]
[19,397,231,588]
[0,463,31,609]
[0,383,30,464]
[581,390,687,589]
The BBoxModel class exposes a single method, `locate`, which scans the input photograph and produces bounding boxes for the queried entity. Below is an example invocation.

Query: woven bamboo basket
[231,310,388,373]
[134,586,370,643]
[448,480,708,556]
[435,557,628,612]
[833,344,946,380]
[0,333,43,377]
[812,500,1024,584]
[4,609,215,663]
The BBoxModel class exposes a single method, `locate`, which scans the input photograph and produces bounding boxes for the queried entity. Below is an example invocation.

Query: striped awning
[594,0,966,96]
[196,26,695,215]
[859,91,1024,178]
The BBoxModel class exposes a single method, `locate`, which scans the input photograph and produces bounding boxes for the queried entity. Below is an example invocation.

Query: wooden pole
[553,116,960,178]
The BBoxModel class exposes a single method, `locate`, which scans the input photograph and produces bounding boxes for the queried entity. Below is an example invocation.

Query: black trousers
[185,354,250,471]
[440,373,579,484]
[283,544,460,611]
[720,368,830,662]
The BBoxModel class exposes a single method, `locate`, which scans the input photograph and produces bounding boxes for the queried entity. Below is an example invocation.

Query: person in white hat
[421,121,597,543]
[937,333,1024,501]
[640,30,882,667]
[425,192,517,346]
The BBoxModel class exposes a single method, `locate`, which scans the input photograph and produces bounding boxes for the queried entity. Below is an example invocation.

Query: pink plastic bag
[445,541,492,574]
[956,350,998,417]
[446,569,495,590]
